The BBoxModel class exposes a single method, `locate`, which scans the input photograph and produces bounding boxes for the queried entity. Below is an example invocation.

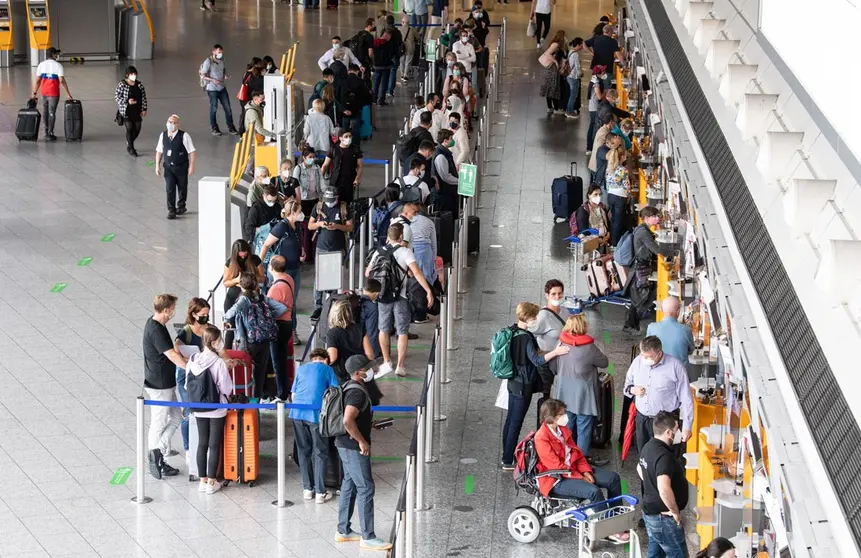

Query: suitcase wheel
[223,480,231,487]
[248,481,256,487]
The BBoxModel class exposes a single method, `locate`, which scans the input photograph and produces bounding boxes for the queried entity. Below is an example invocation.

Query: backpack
[199,60,208,88]
[614,229,635,267]
[397,132,421,164]
[316,290,361,343]
[568,202,590,236]
[490,325,526,380]
[348,31,371,65]
[255,218,283,264]
[186,367,221,413]
[373,201,404,246]
[398,177,422,203]
[367,244,407,304]
[244,294,278,344]
[319,381,370,438]
[512,431,541,494]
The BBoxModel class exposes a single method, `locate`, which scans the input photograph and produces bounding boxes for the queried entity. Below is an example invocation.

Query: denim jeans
[410,13,428,41]
[566,77,582,114]
[388,56,399,95]
[42,95,59,135]
[643,513,688,558]
[548,466,621,508]
[337,447,377,540]
[286,267,300,332]
[586,111,597,151]
[293,419,328,493]
[607,193,629,247]
[566,412,595,457]
[373,68,391,104]
[175,367,190,451]
[207,88,235,131]
[502,391,533,465]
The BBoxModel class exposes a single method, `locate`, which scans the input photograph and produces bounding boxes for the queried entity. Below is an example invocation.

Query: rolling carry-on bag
[467,215,480,254]
[15,100,41,142]
[432,210,455,265]
[223,408,259,485]
[360,105,373,140]
[225,350,253,397]
[592,372,613,448]
[64,99,83,141]
[584,255,614,297]
[551,162,584,222]
[291,435,344,490]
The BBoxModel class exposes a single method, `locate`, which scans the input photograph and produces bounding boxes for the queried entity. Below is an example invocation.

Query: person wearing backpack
[399,111,435,170]
[501,302,570,471]
[223,273,289,400]
[322,129,364,204]
[372,185,405,246]
[624,206,677,331]
[399,159,430,203]
[366,223,434,377]
[332,355,393,552]
[186,326,234,494]
[260,199,306,345]
[308,188,353,320]
[244,183,283,242]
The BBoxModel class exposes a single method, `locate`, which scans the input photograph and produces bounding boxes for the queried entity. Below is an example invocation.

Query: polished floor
[0,0,694,556]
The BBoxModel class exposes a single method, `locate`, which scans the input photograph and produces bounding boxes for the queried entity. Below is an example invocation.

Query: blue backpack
[373,202,404,246]
[244,294,278,344]
[614,229,635,267]
[254,218,283,264]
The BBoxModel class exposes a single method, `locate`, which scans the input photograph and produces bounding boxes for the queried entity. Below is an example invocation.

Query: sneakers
[335,531,362,543]
[176,207,187,216]
[293,332,303,346]
[315,492,332,504]
[46,134,57,141]
[211,128,223,136]
[205,481,223,494]
[565,112,580,119]
[587,456,610,467]
[148,449,163,480]
[412,318,429,324]
[585,150,592,156]
[228,128,239,136]
[167,211,176,220]
[303,489,315,500]
[360,538,393,551]
[395,367,407,377]
[160,461,180,477]
[500,461,515,471]
[198,480,208,492]
[310,307,322,321]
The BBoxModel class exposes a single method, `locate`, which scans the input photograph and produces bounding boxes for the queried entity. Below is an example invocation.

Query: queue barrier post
[271,400,294,508]
[425,339,439,460]
[405,455,416,554]
[359,212,367,291]
[457,216,468,287]
[415,405,428,510]
[445,266,457,355]
[395,510,407,557]
[131,396,152,505]
[450,236,460,321]
[385,160,390,186]
[348,242,356,291]
[435,292,448,419]
[392,144,399,177]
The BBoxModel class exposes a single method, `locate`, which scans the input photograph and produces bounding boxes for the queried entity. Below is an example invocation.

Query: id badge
[167,150,172,157]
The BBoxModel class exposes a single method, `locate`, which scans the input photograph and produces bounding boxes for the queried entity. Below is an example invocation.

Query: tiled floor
[0,0,700,556]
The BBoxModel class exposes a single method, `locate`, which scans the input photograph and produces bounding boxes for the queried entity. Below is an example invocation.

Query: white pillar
[683,2,714,33]
[735,93,779,142]
[705,39,740,79]
[755,131,804,181]
[674,0,690,18]
[783,179,836,233]
[199,177,231,325]
[694,19,724,55]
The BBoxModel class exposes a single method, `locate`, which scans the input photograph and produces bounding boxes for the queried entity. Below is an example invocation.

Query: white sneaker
[585,150,592,156]
[395,367,407,377]
[205,481,223,495]
[303,489,315,500]
[198,480,208,493]
[316,492,332,504]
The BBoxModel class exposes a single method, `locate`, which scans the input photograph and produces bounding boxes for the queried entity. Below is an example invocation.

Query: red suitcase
[225,350,253,396]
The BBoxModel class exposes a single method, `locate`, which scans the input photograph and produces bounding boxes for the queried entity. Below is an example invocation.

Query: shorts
[378,297,411,336]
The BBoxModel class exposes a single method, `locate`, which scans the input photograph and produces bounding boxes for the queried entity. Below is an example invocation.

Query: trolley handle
[568,495,639,521]
[563,228,599,243]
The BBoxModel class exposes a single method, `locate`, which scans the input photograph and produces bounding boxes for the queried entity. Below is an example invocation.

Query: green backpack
[490,325,526,380]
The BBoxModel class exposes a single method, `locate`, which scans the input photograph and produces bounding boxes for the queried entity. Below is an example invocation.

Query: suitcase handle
[569,161,577,176]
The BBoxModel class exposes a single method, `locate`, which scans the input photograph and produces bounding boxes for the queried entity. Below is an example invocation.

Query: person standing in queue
[321,128,363,204]
[173,297,210,456]
[637,411,691,558]
[308,188,353,320]
[260,199,306,346]
[114,66,147,157]
[294,147,324,263]
[432,129,460,219]
[31,47,73,141]
[155,114,196,220]
[266,256,296,400]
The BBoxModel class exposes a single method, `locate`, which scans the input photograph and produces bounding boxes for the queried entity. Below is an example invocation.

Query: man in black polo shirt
[637,411,690,558]
[308,188,353,319]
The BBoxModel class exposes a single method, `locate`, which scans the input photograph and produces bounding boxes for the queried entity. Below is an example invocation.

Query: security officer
[155,114,197,220]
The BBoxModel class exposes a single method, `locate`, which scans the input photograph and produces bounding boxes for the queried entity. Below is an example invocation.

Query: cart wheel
[507,506,542,543]
[222,480,231,487]
[248,481,256,487]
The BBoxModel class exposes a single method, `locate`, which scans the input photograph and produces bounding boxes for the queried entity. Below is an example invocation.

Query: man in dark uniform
[155,114,197,220]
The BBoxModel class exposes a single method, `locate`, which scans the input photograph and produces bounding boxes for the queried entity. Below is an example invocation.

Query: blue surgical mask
[305,158,315,166]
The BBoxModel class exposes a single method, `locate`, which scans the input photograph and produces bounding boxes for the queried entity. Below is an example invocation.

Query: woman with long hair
[173,297,210,453]
[539,30,568,114]
[260,197,305,345]
[114,65,147,157]
[223,239,265,313]
[696,538,735,558]
[604,135,631,246]
[326,299,373,382]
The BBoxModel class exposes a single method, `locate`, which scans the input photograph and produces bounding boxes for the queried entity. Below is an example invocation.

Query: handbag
[114,111,125,126]
[236,74,251,102]
[527,18,537,38]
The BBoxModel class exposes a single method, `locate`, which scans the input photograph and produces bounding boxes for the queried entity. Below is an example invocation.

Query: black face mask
[197,315,209,325]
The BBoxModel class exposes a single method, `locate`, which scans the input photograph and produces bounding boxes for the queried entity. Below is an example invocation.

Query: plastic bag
[527,19,537,38]
[495,380,509,410]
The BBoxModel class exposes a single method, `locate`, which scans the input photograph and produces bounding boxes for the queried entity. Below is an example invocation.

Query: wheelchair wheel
[507,506,542,543]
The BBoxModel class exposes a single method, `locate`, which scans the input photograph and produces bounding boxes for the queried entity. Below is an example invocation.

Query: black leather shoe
[160,461,180,476]
[176,207,187,216]
[167,211,176,220]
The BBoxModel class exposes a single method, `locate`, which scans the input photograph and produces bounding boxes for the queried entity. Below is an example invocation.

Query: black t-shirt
[275,176,298,199]
[312,202,351,253]
[143,317,177,389]
[335,380,373,450]
[269,220,302,269]
[329,145,364,190]
[586,34,620,70]
[639,438,689,515]
[126,82,144,120]
[326,323,365,381]
[358,31,374,66]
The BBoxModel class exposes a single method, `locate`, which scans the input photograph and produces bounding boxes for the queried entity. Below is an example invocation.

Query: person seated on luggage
[246,165,273,208]
[624,206,677,331]
[223,239,265,314]
[321,128,364,204]
[696,537,736,558]
[326,299,374,382]
[588,113,617,184]
[501,303,570,471]
[244,183,283,242]
[548,314,611,467]
[274,158,299,201]
[289,348,340,504]
[360,279,383,359]
[528,279,566,398]
[573,185,610,245]
[432,129,460,218]
[534,398,630,543]
[401,159,431,203]
[186,325,234,494]
[647,297,695,365]
[605,132,631,247]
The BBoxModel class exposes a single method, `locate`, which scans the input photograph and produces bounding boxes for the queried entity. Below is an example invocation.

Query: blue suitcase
[551,162,583,222]
[360,105,373,140]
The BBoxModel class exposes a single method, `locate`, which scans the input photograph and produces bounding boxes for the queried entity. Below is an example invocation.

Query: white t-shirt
[155,130,196,154]
[534,0,552,14]
[370,244,416,298]
[401,174,430,202]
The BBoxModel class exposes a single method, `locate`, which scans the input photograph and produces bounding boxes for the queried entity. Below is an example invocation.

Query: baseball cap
[345,355,384,375]
[47,47,61,58]
[322,187,338,203]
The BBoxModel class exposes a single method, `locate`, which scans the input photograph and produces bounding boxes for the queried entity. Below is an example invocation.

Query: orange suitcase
[223,408,259,486]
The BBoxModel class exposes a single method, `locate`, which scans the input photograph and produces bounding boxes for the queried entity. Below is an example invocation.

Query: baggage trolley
[570,495,640,557]
[562,229,633,315]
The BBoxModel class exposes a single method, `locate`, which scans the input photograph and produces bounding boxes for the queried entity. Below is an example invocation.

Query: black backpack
[187,367,221,413]
[348,31,371,66]
[367,244,407,303]
[319,380,370,438]
[398,177,423,203]
[397,132,421,165]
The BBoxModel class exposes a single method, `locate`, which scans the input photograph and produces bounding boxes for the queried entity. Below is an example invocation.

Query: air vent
[642,0,861,548]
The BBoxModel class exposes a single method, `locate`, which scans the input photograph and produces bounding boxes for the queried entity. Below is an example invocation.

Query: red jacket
[534,423,593,497]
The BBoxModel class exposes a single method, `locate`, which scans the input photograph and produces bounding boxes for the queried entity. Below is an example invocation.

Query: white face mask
[556,414,570,427]
[590,196,602,204]
[166,122,177,133]
[295,212,305,222]
[265,199,276,207]
[128,74,137,82]
[281,169,291,179]
[342,137,352,146]
[261,177,271,185]
[325,201,337,208]
[364,369,375,382]
[642,357,655,367]
[549,298,563,307]
[332,43,340,50]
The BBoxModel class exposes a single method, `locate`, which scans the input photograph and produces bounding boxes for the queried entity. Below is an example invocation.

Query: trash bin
[126,12,153,60]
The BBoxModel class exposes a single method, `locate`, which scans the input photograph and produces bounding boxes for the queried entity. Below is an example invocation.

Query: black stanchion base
[271,499,295,508]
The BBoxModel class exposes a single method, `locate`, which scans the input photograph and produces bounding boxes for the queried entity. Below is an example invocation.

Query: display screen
[0,8,9,19]
[760,0,861,157]
[29,7,47,19]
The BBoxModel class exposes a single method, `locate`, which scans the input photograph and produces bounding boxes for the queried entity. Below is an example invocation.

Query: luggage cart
[570,495,641,557]
[561,230,633,316]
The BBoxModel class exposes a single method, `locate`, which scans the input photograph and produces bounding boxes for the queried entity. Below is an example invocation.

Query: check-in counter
[0,1,12,66]
[25,0,49,66]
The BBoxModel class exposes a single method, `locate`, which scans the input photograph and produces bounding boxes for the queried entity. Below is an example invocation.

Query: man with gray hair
[623,335,693,456]
[246,165,273,208]
[155,114,196,220]
[647,298,695,365]
[318,37,361,71]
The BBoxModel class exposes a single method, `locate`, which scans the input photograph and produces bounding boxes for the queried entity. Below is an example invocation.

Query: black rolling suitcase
[592,372,613,448]
[291,437,344,491]
[15,100,41,142]
[467,215,480,254]
[551,162,583,222]
[64,99,83,142]
[432,210,454,265]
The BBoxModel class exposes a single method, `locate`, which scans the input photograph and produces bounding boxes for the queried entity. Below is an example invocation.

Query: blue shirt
[289,362,340,423]
[360,296,381,358]
[623,353,694,426]
[646,317,695,365]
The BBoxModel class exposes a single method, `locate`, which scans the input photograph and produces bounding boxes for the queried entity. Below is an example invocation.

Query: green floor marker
[110,467,133,486]
[370,456,403,462]
[101,233,116,242]
[50,283,68,293]
[620,478,629,495]
[603,331,611,345]
[77,257,93,267]
[464,474,475,495]
[607,362,615,376]
[614,397,619,413]
[145,160,155,166]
